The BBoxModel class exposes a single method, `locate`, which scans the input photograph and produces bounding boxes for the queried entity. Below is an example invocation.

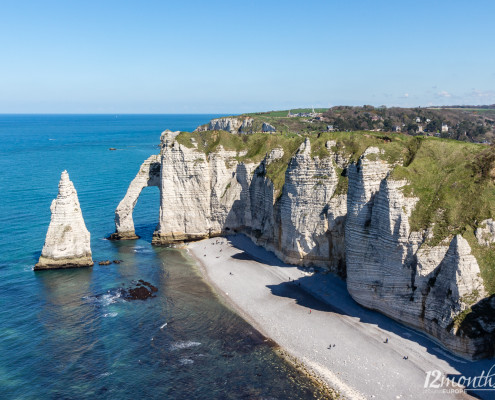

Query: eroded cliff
[114,124,495,359]
[36,171,93,270]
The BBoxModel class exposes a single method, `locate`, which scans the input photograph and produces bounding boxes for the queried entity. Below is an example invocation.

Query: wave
[179,358,194,365]
[103,312,118,318]
[84,289,124,307]
[170,341,201,351]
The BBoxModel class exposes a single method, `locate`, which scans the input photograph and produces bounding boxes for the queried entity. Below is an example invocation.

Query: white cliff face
[262,122,276,133]
[153,130,254,243]
[344,151,488,357]
[424,236,485,330]
[195,117,254,134]
[475,219,495,246]
[116,132,493,358]
[112,154,161,239]
[277,138,345,270]
[36,171,93,269]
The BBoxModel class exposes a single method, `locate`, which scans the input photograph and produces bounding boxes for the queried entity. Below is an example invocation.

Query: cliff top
[175,115,495,293]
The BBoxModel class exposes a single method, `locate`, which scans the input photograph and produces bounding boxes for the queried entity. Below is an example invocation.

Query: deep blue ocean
[0,115,327,400]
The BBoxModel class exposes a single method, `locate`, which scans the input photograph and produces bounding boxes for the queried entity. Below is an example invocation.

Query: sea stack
[35,171,93,270]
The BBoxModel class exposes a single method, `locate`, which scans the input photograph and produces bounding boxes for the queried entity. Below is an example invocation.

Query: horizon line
[0,103,493,116]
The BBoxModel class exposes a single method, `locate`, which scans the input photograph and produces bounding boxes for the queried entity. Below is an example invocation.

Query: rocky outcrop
[277,138,345,269]
[475,219,495,246]
[262,122,276,133]
[195,117,253,134]
[152,130,261,244]
[110,154,161,240]
[35,171,93,270]
[115,130,493,358]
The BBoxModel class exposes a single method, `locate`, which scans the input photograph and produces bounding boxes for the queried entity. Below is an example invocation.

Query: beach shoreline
[188,241,339,398]
[188,234,489,400]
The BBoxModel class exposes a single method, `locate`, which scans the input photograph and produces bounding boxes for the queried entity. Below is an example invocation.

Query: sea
[0,115,328,400]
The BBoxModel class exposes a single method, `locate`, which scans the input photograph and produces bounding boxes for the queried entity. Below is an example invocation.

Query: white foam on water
[170,341,201,351]
[99,293,121,306]
[133,247,152,253]
[160,322,168,329]
[103,312,118,318]
[179,358,194,365]
[84,290,123,307]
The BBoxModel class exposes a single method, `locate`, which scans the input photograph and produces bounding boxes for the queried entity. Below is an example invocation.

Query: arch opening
[109,155,161,241]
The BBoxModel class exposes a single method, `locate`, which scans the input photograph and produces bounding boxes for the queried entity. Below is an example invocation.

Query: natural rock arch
[109,155,161,240]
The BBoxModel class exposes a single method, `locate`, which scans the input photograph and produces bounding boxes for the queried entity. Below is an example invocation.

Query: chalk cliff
[36,171,93,270]
[111,154,161,240]
[195,117,254,134]
[345,151,488,356]
[114,124,495,359]
[262,122,276,133]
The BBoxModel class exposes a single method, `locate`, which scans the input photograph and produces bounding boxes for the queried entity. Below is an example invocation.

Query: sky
[0,0,494,113]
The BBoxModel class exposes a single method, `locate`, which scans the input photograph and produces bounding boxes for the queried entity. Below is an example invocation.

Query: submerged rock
[35,171,93,270]
[122,280,158,300]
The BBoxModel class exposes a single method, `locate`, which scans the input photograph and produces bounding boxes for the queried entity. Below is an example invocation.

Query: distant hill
[320,106,494,143]
[439,104,495,110]
[240,106,495,144]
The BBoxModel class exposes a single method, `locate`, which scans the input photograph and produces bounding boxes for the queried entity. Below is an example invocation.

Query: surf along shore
[188,234,495,400]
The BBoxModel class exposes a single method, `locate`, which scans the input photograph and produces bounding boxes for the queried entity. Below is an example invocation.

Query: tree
[426,119,441,133]
[383,119,393,132]
[407,123,419,134]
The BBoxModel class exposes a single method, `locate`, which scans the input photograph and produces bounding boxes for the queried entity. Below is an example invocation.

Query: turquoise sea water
[0,115,327,399]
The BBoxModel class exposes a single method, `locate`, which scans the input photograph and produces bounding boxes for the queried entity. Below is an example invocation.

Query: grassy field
[246,108,328,117]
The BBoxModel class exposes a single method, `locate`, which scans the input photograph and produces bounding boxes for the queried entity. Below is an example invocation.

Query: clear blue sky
[1,0,494,113]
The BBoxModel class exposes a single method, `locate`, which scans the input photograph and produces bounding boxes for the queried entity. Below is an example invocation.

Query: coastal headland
[111,111,495,362]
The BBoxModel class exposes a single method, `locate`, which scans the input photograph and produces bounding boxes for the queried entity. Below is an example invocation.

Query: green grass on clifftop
[390,138,495,243]
[175,130,304,194]
[390,139,495,293]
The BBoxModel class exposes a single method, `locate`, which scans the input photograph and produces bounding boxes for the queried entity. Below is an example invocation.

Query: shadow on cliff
[269,272,495,398]
[226,234,495,398]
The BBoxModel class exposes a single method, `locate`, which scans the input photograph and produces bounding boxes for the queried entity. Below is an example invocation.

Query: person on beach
[385,338,388,343]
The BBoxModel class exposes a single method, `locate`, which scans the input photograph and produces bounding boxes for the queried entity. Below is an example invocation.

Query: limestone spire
[35,171,93,270]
